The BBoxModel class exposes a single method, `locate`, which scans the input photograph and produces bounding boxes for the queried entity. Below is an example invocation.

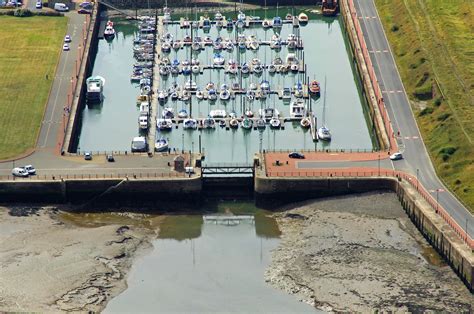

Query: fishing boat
[183,118,198,130]
[219,89,230,101]
[209,109,226,118]
[104,21,115,40]
[157,118,173,130]
[309,80,321,95]
[259,108,279,120]
[162,107,174,119]
[290,99,305,119]
[256,118,266,129]
[178,109,188,118]
[213,53,225,66]
[269,116,281,128]
[262,19,271,29]
[298,12,309,24]
[300,117,311,128]
[272,16,282,28]
[203,116,216,129]
[184,79,197,91]
[241,118,253,129]
[155,137,169,152]
[86,76,105,103]
[229,118,239,129]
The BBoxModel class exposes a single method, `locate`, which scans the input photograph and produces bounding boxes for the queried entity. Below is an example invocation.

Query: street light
[378,154,380,176]
[416,168,419,190]
[181,133,184,154]
[436,188,440,214]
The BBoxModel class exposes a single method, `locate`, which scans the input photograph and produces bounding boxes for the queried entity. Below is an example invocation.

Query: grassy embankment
[375,0,473,211]
[0,16,67,160]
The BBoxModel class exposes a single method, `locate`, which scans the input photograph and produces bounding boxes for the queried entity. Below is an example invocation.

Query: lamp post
[181,133,184,154]
[416,168,419,190]
[436,188,439,214]
[378,154,380,176]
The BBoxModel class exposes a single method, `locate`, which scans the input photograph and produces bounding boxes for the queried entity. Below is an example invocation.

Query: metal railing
[0,172,188,181]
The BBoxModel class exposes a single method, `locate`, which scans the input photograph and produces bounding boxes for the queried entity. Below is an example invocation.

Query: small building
[174,155,185,172]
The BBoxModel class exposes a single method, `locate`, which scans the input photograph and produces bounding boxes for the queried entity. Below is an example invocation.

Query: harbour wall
[254,174,474,292]
[62,3,101,153]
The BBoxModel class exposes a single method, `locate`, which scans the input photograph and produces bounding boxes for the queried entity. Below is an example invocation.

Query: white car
[23,165,36,175]
[12,167,29,177]
[390,152,403,160]
[35,0,42,8]
[62,43,70,51]
[64,34,71,43]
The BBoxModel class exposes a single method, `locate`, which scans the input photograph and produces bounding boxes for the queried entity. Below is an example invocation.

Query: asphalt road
[354,0,473,237]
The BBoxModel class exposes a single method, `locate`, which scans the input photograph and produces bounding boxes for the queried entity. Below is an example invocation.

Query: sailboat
[318,76,332,141]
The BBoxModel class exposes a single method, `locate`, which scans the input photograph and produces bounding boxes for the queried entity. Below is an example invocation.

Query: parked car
[84,152,92,160]
[12,167,29,177]
[390,152,403,160]
[54,2,68,11]
[35,0,42,9]
[131,137,148,152]
[64,34,71,43]
[289,152,305,159]
[23,165,36,175]
[62,43,70,51]
[106,154,115,162]
[79,1,92,8]
[78,8,91,14]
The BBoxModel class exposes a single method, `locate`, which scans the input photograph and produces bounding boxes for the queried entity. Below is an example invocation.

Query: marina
[77,9,375,163]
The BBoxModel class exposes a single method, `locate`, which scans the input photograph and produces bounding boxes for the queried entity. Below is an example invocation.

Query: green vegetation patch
[0,15,67,160]
[375,0,474,211]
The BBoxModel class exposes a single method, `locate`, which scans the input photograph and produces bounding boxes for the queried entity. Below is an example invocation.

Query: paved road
[354,0,473,237]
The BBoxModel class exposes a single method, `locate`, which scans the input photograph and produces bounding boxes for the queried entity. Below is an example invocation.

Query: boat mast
[322,75,327,127]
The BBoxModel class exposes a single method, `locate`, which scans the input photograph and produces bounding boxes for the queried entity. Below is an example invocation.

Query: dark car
[106,154,115,162]
[289,152,305,159]
[78,8,91,14]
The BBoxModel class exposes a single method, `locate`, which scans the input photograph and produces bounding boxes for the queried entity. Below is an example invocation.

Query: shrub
[414,82,433,100]
[13,8,32,17]
[439,146,457,156]
[419,107,434,116]
[434,98,442,107]
[391,24,399,32]
[437,113,450,121]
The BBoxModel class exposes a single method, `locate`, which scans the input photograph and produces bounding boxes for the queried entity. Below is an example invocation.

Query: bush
[414,82,433,100]
[437,113,450,121]
[434,98,442,107]
[13,8,32,17]
[439,146,457,156]
[419,107,434,116]
[391,24,399,32]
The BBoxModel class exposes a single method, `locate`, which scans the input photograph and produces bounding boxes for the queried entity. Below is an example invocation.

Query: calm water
[77,10,374,163]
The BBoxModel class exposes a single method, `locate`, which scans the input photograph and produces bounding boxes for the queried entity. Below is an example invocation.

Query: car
[79,1,92,8]
[64,35,71,43]
[78,8,92,14]
[62,43,70,51]
[289,152,305,159]
[35,1,42,9]
[12,167,29,177]
[106,154,115,162]
[23,165,36,175]
[84,152,92,160]
[390,152,403,160]
[54,2,68,11]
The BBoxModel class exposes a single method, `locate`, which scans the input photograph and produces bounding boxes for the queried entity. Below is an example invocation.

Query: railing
[266,168,473,249]
[0,172,188,181]
[347,0,398,151]
[264,148,375,153]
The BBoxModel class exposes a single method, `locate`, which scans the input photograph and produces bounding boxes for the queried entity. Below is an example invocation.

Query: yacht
[209,109,226,118]
[290,99,305,119]
[157,118,173,130]
[318,126,332,141]
[138,115,149,130]
[178,109,188,119]
[86,76,105,103]
[298,12,309,24]
[259,108,279,120]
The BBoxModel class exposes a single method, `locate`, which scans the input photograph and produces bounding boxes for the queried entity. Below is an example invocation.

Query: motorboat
[161,32,173,42]
[269,116,281,128]
[273,57,283,66]
[246,90,255,101]
[216,20,224,29]
[191,58,200,66]
[237,11,246,21]
[251,58,261,66]
[208,89,217,101]
[227,63,238,75]
[259,90,268,100]
[215,11,223,21]
[183,34,192,44]
[298,12,309,24]
[262,19,271,29]
[219,89,230,101]
[172,59,180,67]
[213,41,223,51]
[245,109,254,117]
[249,82,258,90]
[225,41,234,52]
[282,87,291,100]
[171,91,178,100]
[280,64,289,73]
[241,118,252,129]
[104,21,115,40]
[209,109,226,118]
[286,53,298,65]
[229,110,237,119]
[172,40,182,50]
[249,40,259,50]
[157,118,173,130]
[192,41,201,51]
[202,17,211,30]
[181,59,190,66]
[290,99,305,119]
[231,82,240,91]
[260,80,270,91]
[213,53,225,66]
[253,64,263,74]
[155,137,169,152]
[136,94,149,105]
[229,118,239,129]
[309,80,321,95]
[182,66,191,75]
[182,19,190,28]
[183,118,198,130]
[86,76,105,103]
[138,115,149,130]
[201,116,215,129]
[285,13,293,20]
[203,36,213,45]
[159,66,170,76]
[192,65,200,74]
[268,64,276,74]
[225,19,233,29]
[163,7,171,22]
[272,16,283,28]
[196,89,204,100]
[161,42,171,53]
[318,126,332,141]
[181,90,191,102]
[238,40,246,51]
[300,117,311,128]
[241,63,250,75]
[219,120,226,128]
[256,118,266,129]
[158,90,168,103]
[178,109,188,118]
[236,18,245,29]
[290,62,299,72]
[162,107,174,119]
[206,82,215,91]
[171,66,179,75]
[184,79,197,91]
[259,108,279,120]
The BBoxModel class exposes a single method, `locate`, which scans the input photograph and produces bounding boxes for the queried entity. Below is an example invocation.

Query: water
[77,10,374,163]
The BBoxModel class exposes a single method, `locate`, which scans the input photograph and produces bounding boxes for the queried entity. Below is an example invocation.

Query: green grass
[375,0,474,211]
[0,15,67,160]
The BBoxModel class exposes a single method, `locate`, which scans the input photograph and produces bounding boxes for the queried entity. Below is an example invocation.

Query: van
[54,3,69,11]
[12,167,29,177]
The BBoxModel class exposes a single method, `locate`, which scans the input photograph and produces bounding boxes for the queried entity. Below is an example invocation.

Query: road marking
[412,136,419,139]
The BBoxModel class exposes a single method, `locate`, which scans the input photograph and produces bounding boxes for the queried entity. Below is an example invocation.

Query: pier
[148,17,163,153]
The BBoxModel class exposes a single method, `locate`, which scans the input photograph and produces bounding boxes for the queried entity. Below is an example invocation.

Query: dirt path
[0,207,153,312]
[265,192,473,312]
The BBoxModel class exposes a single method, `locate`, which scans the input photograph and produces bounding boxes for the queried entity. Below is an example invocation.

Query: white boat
[161,42,171,53]
[259,108,279,120]
[268,64,276,73]
[157,118,173,130]
[208,89,217,101]
[290,62,299,72]
[203,116,216,129]
[262,19,271,28]
[104,21,115,39]
[251,58,261,66]
[181,91,191,102]
[183,118,198,130]
[237,11,246,21]
[220,89,230,101]
[298,12,309,24]
[260,80,270,91]
[192,65,200,74]
[138,115,149,130]
[229,118,239,128]
[192,41,201,51]
[269,117,281,128]
[290,99,305,119]
[209,109,226,118]
[256,118,266,129]
[162,107,174,119]
[227,64,238,75]
[178,109,188,118]
[139,102,150,115]
[196,89,204,100]
[86,76,105,103]
[184,80,197,91]
[253,64,263,74]
[206,82,215,90]
[213,53,225,66]
[282,87,291,100]
[229,110,237,119]
[246,90,255,101]
[172,40,181,50]
[191,58,200,66]
[215,11,223,21]
[300,117,311,128]
[241,63,250,74]
[249,40,259,50]
[245,109,254,117]
[286,53,298,64]
[318,126,332,141]
[158,90,168,102]
[155,137,169,152]
[249,82,258,90]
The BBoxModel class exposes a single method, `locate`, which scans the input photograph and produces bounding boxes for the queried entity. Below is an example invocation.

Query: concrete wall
[254,174,474,292]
